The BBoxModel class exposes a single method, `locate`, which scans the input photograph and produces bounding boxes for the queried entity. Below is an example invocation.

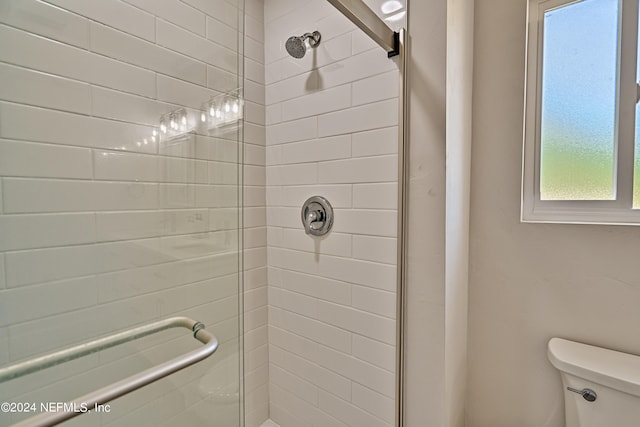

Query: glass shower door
[0,1,244,426]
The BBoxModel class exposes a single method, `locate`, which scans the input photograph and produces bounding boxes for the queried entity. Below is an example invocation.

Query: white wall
[468,0,640,425]
[403,0,448,425]
[445,0,474,426]
[264,1,400,426]
[0,0,249,425]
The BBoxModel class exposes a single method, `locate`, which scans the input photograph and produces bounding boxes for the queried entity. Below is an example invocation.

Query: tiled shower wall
[265,1,399,426]
[0,0,254,426]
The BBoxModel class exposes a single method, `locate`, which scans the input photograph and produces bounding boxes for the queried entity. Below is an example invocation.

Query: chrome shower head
[285,31,321,59]
[285,36,306,59]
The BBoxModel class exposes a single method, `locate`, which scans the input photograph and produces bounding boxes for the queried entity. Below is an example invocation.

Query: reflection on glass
[363,0,406,30]
[540,0,619,200]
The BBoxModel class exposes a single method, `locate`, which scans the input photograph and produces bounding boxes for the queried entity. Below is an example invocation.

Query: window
[522,0,640,224]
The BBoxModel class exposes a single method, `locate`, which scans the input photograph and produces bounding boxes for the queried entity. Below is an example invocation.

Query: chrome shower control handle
[567,387,597,402]
[307,210,320,223]
[305,209,323,233]
[301,196,333,236]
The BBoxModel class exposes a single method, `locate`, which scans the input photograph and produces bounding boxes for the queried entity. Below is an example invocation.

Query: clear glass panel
[0,1,244,426]
[540,0,619,200]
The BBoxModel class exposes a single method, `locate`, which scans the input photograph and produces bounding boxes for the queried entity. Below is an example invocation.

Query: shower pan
[0,0,408,426]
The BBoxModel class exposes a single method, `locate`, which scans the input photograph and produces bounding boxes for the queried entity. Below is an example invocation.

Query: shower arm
[326,0,400,57]
[1,317,218,427]
[301,32,321,46]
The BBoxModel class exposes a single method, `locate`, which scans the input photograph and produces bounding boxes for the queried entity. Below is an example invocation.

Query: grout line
[121,0,210,39]
[0,22,236,91]
[264,40,394,79]
[268,326,396,381]
[270,97,399,127]
[0,177,3,215]
[0,253,6,290]
[0,101,251,152]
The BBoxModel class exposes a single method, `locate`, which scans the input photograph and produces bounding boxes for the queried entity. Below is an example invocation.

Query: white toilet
[548,338,640,427]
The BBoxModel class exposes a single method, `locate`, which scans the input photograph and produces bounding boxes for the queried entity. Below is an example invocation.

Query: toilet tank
[548,338,640,427]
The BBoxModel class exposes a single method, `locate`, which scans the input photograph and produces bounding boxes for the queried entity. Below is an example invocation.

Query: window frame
[522,0,640,225]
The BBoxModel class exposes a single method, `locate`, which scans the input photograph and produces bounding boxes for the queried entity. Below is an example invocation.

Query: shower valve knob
[301,196,333,236]
[307,210,322,223]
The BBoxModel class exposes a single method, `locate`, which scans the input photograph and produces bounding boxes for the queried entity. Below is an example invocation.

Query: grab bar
[1,317,218,427]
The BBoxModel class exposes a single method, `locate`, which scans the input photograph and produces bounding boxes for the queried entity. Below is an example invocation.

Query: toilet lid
[548,338,640,397]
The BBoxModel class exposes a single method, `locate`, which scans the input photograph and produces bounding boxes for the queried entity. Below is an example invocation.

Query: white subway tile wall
[265,1,399,426]
[0,0,258,426]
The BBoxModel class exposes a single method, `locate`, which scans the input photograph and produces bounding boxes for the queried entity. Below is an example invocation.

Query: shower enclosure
[0,0,407,426]
[245,1,408,425]
[0,0,245,425]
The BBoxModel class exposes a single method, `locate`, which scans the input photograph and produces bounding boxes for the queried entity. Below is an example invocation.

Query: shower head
[285,31,321,59]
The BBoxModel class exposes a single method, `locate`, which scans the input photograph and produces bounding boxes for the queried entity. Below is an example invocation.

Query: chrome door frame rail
[395,27,408,427]
[1,317,219,427]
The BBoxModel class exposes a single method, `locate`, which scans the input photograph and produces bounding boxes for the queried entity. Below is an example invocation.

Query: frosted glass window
[523,0,640,224]
[539,0,619,200]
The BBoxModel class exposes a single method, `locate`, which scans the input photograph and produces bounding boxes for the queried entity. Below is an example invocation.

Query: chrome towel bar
[1,317,218,427]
